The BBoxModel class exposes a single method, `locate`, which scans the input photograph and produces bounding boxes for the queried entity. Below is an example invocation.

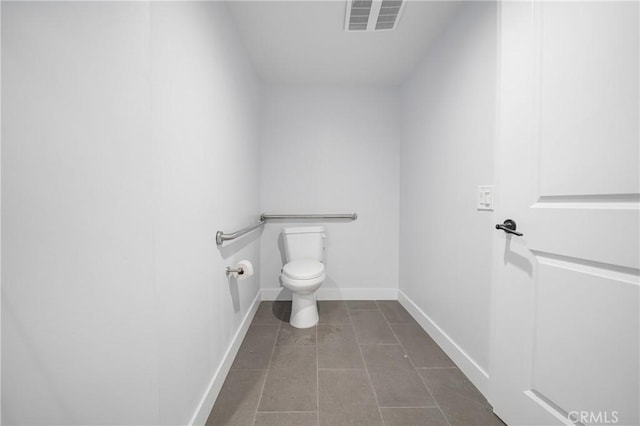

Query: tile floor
[206,300,505,426]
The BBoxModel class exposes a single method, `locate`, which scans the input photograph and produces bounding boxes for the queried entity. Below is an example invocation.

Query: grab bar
[216,212,358,245]
[260,213,358,221]
[216,220,265,246]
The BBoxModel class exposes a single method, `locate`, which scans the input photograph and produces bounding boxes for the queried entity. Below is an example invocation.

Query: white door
[491,1,639,425]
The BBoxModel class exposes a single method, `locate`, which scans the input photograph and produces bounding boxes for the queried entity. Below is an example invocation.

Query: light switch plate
[477,185,494,210]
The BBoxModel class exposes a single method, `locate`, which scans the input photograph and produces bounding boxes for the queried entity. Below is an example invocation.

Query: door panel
[539,2,639,196]
[532,260,639,425]
[491,1,639,425]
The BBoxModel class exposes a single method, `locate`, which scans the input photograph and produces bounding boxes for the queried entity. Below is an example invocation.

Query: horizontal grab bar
[216,212,358,246]
[260,213,357,221]
[216,220,265,246]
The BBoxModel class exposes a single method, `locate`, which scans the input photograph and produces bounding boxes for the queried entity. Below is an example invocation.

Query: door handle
[495,219,523,237]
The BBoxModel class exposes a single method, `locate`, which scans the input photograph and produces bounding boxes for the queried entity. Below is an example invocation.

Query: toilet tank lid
[282,226,325,234]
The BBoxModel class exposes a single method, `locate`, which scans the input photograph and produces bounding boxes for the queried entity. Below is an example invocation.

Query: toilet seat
[280,260,324,328]
[282,260,324,280]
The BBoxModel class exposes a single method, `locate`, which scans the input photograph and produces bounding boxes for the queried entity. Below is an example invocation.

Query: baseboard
[189,291,262,426]
[398,290,490,397]
[261,287,398,301]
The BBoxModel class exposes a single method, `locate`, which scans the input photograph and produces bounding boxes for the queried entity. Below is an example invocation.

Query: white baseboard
[261,287,398,301]
[189,291,262,426]
[398,290,490,398]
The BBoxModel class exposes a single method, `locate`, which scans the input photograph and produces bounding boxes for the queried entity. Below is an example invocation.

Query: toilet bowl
[280,227,326,328]
[282,260,325,328]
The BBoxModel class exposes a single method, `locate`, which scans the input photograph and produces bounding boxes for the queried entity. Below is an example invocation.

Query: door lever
[495,219,523,237]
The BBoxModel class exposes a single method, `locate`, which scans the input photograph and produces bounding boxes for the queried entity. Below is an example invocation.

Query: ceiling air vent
[345,0,406,32]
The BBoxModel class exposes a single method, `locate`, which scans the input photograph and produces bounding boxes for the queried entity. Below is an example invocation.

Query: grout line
[251,302,284,426]
[347,309,380,312]
[276,344,317,348]
[383,303,452,426]
[348,301,382,312]
[231,368,271,371]
[255,411,318,414]
[374,300,385,315]
[378,405,438,409]
[317,367,368,370]
[348,303,387,426]
[415,366,459,370]
[359,343,402,346]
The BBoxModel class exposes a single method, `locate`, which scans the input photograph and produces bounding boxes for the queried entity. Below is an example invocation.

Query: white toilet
[281,226,326,328]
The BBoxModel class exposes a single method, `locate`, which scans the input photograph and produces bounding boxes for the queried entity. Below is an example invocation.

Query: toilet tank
[282,226,325,262]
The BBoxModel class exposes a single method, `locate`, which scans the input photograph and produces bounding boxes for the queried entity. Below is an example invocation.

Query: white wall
[260,86,399,300]
[399,1,497,393]
[2,4,158,424]
[150,3,261,425]
[2,1,497,422]
[2,2,260,425]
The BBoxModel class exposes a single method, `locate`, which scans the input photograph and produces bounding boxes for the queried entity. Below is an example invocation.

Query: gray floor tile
[264,346,317,411]
[206,369,266,426]
[318,369,383,426]
[346,300,379,310]
[377,301,415,324]
[361,345,435,408]
[391,323,456,368]
[276,323,316,347]
[360,344,413,372]
[380,407,449,426]
[212,300,499,426]
[351,310,398,345]
[418,369,503,426]
[259,368,317,412]
[253,301,291,324]
[270,346,316,370]
[231,325,279,370]
[317,324,364,368]
[254,412,318,426]
[317,301,351,324]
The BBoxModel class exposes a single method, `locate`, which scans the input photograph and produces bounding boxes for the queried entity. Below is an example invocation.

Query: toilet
[281,226,326,328]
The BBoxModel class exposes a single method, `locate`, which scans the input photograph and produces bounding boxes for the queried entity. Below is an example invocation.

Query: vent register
[345,0,405,32]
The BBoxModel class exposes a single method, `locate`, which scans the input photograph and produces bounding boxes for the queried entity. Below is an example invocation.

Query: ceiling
[227,1,461,85]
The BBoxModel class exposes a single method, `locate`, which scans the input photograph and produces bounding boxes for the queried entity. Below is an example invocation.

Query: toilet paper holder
[226,266,245,275]
[225,260,254,280]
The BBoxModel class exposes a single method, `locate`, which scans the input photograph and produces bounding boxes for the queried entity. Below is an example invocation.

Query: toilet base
[290,292,319,328]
